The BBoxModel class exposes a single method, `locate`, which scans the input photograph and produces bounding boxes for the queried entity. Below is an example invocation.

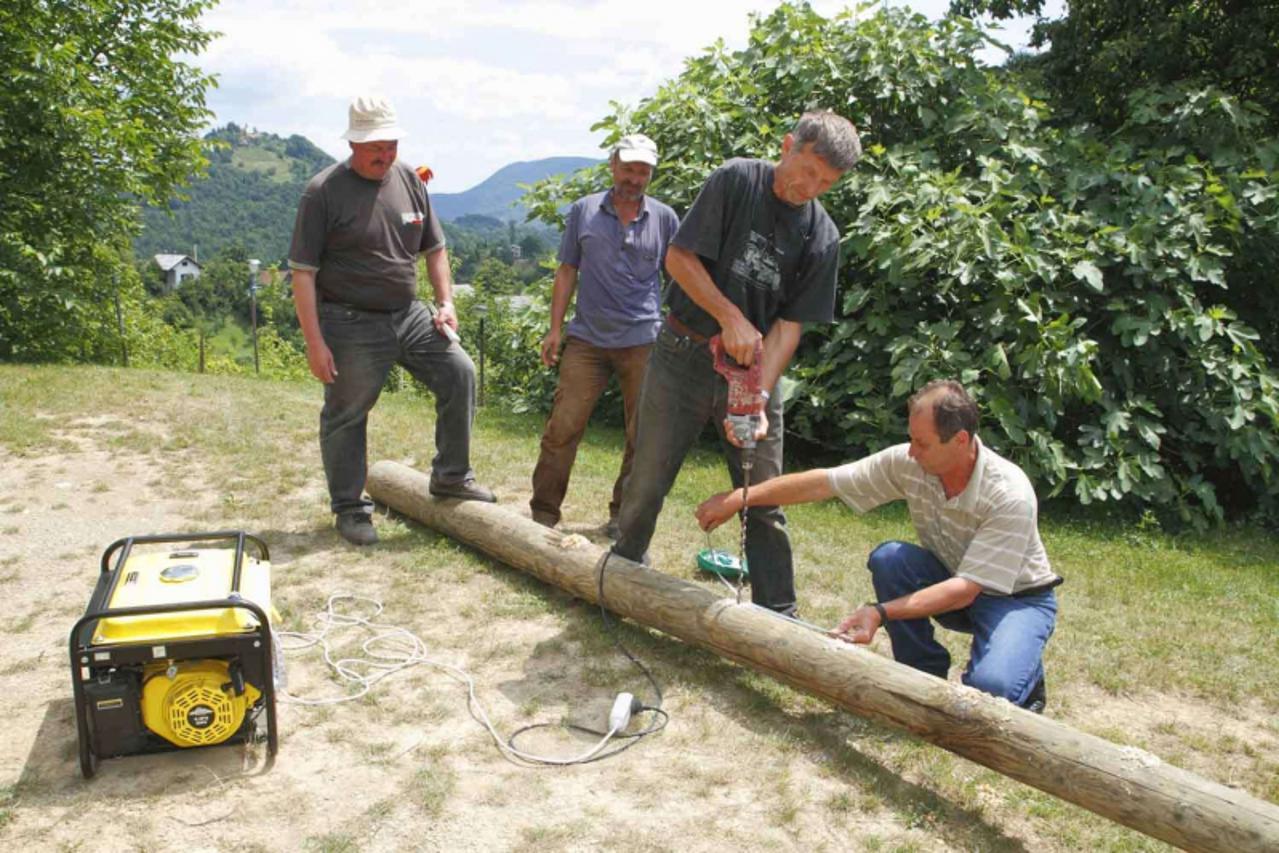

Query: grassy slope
[2,364,1276,849]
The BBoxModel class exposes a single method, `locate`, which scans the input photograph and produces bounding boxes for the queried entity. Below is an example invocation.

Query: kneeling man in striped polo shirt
[694,379,1061,712]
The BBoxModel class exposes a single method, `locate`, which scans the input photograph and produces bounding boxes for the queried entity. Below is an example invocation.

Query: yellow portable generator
[69,531,280,778]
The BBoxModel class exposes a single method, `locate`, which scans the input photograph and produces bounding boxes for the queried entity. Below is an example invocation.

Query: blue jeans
[319,300,477,515]
[868,541,1056,707]
[613,322,795,614]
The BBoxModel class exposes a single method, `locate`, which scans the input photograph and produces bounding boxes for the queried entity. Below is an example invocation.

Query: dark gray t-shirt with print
[667,158,839,337]
[288,159,445,311]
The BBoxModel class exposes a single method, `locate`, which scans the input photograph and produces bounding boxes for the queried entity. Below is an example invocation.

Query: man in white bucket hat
[289,94,495,546]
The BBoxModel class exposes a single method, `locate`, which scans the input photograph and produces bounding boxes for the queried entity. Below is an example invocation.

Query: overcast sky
[198,0,1060,193]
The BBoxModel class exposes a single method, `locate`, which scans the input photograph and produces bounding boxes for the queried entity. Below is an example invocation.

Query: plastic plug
[609,692,636,732]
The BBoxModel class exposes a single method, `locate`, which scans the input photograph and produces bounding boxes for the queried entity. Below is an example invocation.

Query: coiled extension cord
[278,550,667,766]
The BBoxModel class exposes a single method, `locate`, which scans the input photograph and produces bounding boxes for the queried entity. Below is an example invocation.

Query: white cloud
[198,0,1059,191]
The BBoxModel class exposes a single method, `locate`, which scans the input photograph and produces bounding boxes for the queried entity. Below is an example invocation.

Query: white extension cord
[276,594,661,766]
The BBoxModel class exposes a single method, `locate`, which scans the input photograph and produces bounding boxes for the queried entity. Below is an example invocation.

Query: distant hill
[430,157,599,222]
[136,129,597,264]
[136,124,335,264]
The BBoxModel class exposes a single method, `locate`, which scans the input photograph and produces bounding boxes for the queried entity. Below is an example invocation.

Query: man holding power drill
[611,111,862,616]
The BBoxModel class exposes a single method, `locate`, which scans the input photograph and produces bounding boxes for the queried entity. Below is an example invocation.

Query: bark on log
[368,460,1279,853]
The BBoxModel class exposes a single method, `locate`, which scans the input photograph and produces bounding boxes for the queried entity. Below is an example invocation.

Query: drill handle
[709,335,763,373]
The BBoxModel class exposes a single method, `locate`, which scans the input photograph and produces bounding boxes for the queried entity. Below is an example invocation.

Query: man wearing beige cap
[289,94,494,546]
[529,134,678,536]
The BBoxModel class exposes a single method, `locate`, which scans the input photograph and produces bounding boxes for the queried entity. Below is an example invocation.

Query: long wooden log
[368,460,1279,852]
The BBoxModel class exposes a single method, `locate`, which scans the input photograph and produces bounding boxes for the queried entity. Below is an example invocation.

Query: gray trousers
[613,322,795,614]
[318,300,476,515]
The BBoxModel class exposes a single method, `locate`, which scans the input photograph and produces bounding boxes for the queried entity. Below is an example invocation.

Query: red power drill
[709,335,765,449]
[709,335,764,596]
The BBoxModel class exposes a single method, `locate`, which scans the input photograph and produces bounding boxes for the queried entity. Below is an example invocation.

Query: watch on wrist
[868,601,889,623]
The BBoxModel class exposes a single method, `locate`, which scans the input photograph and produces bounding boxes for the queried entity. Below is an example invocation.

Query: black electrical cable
[594,549,665,711]
[505,549,668,763]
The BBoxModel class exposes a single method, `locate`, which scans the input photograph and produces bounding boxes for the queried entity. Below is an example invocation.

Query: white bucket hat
[613,133,658,166]
[341,95,408,143]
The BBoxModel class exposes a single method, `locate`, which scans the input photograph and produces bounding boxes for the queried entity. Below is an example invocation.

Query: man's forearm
[726,468,835,513]
[665,245,747,329]
[881,576,983,621]
[549,264,578,331]
[424,247,452,305]
[291,269,324,347]
[760,319,802,393]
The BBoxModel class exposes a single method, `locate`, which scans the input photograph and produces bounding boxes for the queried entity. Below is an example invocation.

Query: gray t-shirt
[667,158,840,337]
[288,160,445,311]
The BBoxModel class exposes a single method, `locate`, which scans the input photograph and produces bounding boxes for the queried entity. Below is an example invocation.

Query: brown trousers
[529,336,651,526]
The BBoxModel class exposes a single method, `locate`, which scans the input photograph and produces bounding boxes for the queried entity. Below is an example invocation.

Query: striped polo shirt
[827,438,1059,595]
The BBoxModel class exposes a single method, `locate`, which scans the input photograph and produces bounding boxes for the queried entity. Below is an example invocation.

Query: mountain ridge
[429,156,599,221]
[136,125,597,264]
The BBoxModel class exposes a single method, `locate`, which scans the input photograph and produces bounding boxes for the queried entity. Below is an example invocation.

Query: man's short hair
[792,111,862,171]
[908,380,979,443]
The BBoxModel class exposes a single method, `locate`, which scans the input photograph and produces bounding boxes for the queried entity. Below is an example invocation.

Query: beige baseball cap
[613,133,658,166]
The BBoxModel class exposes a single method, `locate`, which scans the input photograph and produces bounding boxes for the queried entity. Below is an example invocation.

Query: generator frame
[69,531,280,778]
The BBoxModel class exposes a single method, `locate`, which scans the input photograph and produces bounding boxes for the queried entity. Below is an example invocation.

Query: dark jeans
[868,540,1057,706]
[319,300,477,515]
[530,336,651,526]
[613,322,795,614]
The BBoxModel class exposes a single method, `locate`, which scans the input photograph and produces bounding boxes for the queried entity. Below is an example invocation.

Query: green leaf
[1071,260,1105,292]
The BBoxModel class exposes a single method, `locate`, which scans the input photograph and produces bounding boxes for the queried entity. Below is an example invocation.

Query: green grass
[303,834,359,853]
[232,146,294,183]
[0,784,14,829]
[412,762,458,817]
[3,363,1276,851]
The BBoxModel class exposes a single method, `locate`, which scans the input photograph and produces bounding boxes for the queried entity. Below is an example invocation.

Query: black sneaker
[429,477,496,503]
[336,512,377,546]
[1023,676,1047,714]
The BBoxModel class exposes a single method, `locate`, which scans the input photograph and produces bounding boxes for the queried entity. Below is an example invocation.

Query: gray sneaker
[429,477,496,503]
[336,512,377,546]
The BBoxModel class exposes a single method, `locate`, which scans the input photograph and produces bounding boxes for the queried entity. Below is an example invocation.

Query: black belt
[1011,576,1064,598]
[321,299,398,314]
[664,313,711,344]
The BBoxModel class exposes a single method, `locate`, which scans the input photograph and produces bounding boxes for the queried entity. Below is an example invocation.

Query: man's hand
[305,339,338,384]
[433,301,459,333]
[722,410,768,448]
[695,490,741,532]
[540,327,563,366]
[721,312,763,366]
[831,605,882,645]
